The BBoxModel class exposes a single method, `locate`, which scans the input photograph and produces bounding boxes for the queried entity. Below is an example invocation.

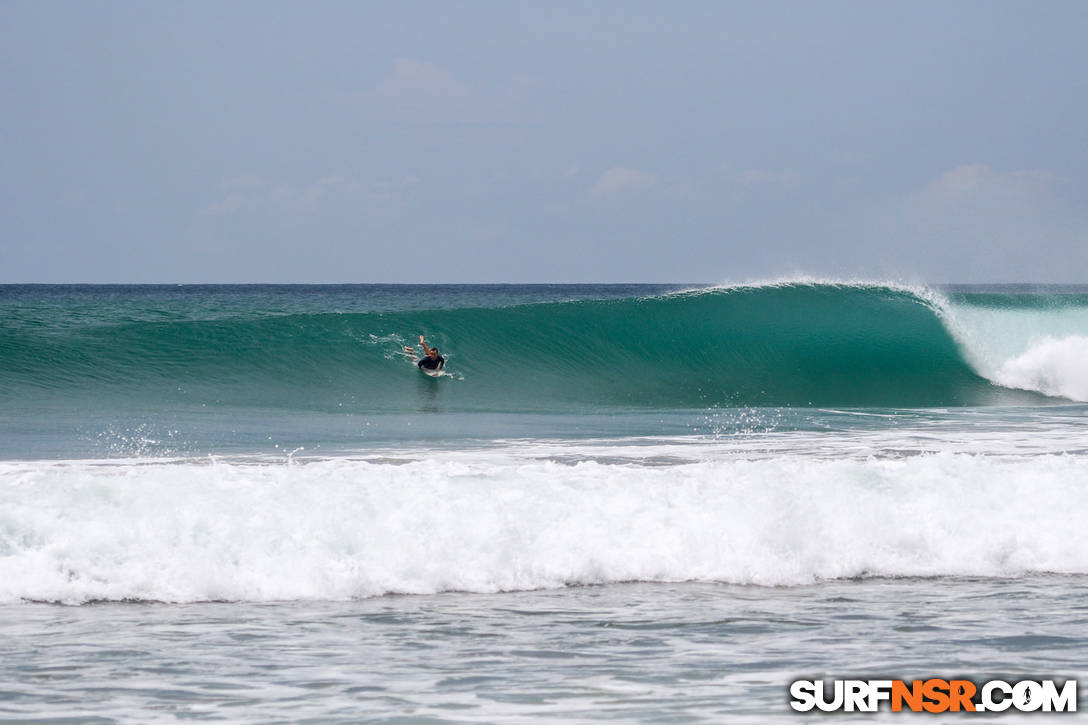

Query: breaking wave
[5,282,1086,409]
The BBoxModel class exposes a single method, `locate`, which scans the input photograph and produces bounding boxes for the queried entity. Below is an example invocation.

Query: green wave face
[0,284,1048,411]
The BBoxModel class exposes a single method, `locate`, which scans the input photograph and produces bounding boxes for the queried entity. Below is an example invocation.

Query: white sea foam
[942,301,1088,402]
[2,451,1087,604]
[992,335,1088,402]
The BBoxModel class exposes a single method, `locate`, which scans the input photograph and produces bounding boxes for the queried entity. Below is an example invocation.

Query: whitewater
[1,281,1086,721]
[4,449,1088,604]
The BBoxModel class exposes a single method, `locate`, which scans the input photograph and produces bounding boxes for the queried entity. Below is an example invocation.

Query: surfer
[411,335,445,371]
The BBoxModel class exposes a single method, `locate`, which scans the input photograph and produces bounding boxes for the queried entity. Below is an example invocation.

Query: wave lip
[2,453,1087,604]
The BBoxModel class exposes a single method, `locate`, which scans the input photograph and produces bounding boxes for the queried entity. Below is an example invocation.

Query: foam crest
[2,453,1086,604]
[994,335,1088,402]
[940,297,1088,401]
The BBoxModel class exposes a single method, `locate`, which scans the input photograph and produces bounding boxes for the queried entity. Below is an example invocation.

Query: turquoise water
[0,283,1057,411]
[2,282,1087,721]
[1,282,1081,458]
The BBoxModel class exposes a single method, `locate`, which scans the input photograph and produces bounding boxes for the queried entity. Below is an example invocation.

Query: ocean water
[2,282,1087,721]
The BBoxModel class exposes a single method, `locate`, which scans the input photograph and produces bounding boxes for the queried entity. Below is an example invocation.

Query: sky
[2,0,1087,283]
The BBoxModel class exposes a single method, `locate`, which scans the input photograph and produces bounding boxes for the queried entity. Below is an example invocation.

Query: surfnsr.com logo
[789,679,1077,713]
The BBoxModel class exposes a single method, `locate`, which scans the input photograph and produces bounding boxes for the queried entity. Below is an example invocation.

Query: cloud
[221,175,267,191]
[360,175,420,215]
[202,175,416,217]
[897,164,1061,237]
[742,168,799,187]
[368,58,507,125]
[337,57,528,130]
[910,163,1056,209]
[589,167,658,198]
[376,58,470,106]
[876,163,1088,281]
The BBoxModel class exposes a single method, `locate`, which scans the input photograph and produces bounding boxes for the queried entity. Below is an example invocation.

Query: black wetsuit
[418,354,445,370]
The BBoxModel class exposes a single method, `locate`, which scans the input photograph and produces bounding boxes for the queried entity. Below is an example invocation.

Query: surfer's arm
[419,335,434,356]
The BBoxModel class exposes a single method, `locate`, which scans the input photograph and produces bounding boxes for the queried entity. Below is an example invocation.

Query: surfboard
[419,366,443,378]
